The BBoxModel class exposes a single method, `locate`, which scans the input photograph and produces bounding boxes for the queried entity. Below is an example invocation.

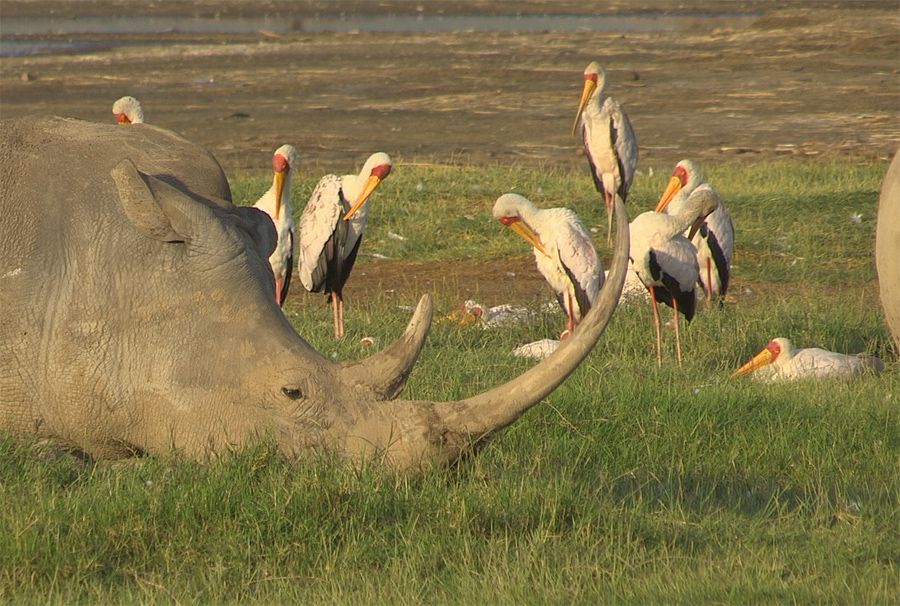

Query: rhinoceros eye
[281,386,304,400]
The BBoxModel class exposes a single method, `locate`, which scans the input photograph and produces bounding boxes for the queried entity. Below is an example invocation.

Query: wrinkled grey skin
[0,117,629,471]
[876,148,900,353]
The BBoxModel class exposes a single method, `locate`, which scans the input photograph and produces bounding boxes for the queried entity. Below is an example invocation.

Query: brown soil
[340,255,549,310]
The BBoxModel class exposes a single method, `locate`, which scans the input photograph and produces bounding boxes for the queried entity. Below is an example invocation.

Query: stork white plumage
[630,187,719,366]
[493,193,603,339]
[112,96,145,125]
[656,160,735,302]
[573,61,638,245]
[733,337,884,382]
[298,152,392,339]
[253,144,298,307]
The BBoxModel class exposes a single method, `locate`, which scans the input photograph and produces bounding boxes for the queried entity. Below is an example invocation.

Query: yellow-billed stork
[493,193,603,339]
[298,152,392,339]
[573,61,638,245]
[656,160,735,303]
[733,337,884,381]
[112,96,145,125]
[630,187,719,366]
[253,144,298,307]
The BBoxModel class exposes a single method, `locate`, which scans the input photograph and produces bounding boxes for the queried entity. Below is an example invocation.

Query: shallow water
[0,12,759,57]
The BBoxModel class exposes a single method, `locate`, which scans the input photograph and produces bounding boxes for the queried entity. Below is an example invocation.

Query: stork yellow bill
[272,154,288,220]
[656,174,685,212]
[343,162,392,221]
[503,217,548,257]
[732,343,776,377]
[572,72,598,136]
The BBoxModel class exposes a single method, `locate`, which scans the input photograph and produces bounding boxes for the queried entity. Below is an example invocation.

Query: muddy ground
[1,0,897,309]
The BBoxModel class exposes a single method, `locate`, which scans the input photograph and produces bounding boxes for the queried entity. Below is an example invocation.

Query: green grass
[1,160,896,603]
[231,160,885,282]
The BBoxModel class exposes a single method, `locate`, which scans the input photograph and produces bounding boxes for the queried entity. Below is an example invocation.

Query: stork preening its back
[298,153,393,339]
[493,193,603,339]
[573,61,638,245]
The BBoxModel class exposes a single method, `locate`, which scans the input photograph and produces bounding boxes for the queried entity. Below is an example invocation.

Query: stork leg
[648,285,662,367]
[561,293,576,340]
[705,259,713,302]
[566,293,575,334]
[605,191,614,247]
[672,296,683,367]
[332,291,345,340]
[275,276,284,307]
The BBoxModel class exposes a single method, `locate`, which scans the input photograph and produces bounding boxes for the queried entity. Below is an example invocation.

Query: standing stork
[493,193,603,339]
[573,61,638,245]
[112,96,145,125]
[298,153,392,339]
[630,187,719,366]
[656,160,735,302]
[253,144,299,307]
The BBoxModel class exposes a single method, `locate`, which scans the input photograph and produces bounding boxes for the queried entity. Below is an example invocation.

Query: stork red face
[114,113,131,125]
[655,165,690,213]
[273,153,290,174]
[499,215,548,257]
[732,339,782,377]
[371,163,392,180]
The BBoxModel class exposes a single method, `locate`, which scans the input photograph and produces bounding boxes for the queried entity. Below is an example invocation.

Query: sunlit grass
[0,160,896,604]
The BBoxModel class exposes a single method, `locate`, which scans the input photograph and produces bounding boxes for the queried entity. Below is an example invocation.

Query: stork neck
[585,88,606,115]
[663,209,702,239]
[342,173,364,205]
[665,187,690,216]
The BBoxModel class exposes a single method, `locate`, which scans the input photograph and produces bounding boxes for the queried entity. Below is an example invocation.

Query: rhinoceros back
[0,117,233,449]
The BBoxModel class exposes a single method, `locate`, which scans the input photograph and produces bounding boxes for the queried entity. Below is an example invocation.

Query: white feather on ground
[512,338,560,360]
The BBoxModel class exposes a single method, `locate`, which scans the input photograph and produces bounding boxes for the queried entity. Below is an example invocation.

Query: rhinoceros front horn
[339,294,434,400]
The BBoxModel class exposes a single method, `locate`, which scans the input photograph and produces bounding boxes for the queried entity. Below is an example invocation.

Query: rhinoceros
[0,117,628,471]
[875,149,900,353]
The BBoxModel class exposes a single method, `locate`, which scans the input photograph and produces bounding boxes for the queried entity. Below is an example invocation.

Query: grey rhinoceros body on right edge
[0,117,628,471]
[876,149,900,353]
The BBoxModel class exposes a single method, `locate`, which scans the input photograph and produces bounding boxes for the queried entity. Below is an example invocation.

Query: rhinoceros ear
[232,206,278,260]
[111,159,196,242]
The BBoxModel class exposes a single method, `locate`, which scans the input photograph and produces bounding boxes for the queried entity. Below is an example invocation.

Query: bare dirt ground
[2,1,897,171]
[1,0,897,309]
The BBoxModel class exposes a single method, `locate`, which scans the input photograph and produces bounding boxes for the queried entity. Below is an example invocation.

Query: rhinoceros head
[0,117,628,471]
